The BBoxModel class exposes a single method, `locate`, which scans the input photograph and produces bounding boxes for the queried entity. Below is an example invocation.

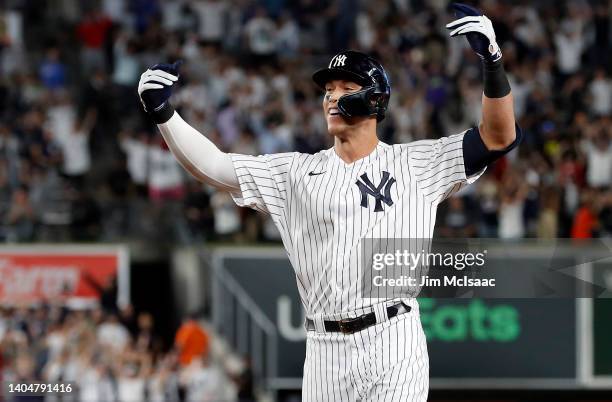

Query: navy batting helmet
[312,50,391,122]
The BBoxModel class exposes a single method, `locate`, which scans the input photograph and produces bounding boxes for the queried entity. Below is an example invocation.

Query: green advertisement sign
[421,298,576,379]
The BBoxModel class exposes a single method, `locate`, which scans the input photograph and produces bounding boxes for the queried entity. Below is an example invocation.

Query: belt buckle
[338,317,361,334]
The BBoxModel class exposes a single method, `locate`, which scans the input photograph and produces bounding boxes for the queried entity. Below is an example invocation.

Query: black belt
[305,302,411,334]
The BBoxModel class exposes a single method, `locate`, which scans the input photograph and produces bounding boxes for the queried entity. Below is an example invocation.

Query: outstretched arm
[138,62,240,193]
[157,112,239,192]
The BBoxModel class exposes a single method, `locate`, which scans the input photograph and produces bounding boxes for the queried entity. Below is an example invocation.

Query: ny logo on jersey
[329,54,347,68]
[356,171,396,212]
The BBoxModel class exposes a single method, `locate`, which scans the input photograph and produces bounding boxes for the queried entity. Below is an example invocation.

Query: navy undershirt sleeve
[462,124,523,177]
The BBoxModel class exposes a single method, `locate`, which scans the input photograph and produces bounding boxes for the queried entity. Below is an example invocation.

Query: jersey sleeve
[407,129,484,201]
[229,152,295,216]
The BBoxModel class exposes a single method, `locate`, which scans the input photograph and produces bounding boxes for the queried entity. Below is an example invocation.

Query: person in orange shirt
[174,313,209,366]
[571,190,600,239]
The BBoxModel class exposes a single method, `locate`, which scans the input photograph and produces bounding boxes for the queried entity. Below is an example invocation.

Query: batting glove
[138,60,182,124]
[446,3,502,65]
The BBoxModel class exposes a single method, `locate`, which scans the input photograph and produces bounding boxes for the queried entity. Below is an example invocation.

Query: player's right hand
[138,60,182,123]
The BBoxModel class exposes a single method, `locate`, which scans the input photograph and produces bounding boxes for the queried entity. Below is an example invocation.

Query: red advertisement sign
[0,247,128,305]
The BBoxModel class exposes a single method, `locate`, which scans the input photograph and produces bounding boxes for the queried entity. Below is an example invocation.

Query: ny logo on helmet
[330,54,347,68]
[356,171,396,212]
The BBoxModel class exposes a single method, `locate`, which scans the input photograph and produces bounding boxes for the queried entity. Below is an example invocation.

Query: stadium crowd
[0,301,249,401]
[0,0,610,243]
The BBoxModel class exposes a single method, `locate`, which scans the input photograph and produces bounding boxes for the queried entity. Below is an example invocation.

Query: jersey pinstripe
[231,129,484,321]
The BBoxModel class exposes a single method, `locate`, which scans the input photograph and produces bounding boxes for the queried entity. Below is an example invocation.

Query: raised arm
[446,3,521,175]
[137,62,239,193]
[480,87,515,149]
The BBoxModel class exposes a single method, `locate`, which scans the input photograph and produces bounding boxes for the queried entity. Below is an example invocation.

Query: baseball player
[138,3,521,401]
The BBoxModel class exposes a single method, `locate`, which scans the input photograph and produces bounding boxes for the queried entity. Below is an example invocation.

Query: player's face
[323,79,364,136]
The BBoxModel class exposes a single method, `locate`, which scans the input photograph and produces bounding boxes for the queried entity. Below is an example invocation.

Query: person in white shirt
[53,108,96,188]
[148,136,185,201]
[96,313,130,353]
[119,130,150,196]
[583,133,612,188]
[244,7,277,61]
[589,68,612,117]
[553,22,585,76]
[191,0,228,44]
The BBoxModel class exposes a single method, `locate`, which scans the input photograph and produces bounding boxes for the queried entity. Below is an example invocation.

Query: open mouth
[328,107,340,116]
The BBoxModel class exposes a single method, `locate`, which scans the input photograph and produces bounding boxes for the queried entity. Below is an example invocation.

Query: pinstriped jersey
[230,129,484,319]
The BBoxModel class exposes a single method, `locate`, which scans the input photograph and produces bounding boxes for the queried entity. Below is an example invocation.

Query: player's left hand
[445,3,502,64]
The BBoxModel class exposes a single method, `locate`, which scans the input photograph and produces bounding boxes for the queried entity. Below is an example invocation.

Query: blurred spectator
[39,47,66,91]
[78,357,116,402]
[129,0,161,34]
[474,175,499,237]
[120,130,150,197]
[439,196,477,238]
[0,123,20,185]
[589,68,612,117]
[148,137,185,202]
[115,348,151,402]
[244,7,277,64]
[134,312,158,352]
[211,192,241,240]
[582,129,612,189]
[112,32,141,108]
[174,314,209,367]
[571,189,599,238]
[180,354,226,402]
[498,172,528,239]
[554,22,586,79]
[56,109,96,188]
[6,186,35,242]
[183,180,215,242]
[77,10,113,73]
[276,11,300,57]
[104,156,132,239]
[537,187,561,239]
[97,313,130,353]
[82,273,119,313]
[191,0,229,45]
[70,187,102,241]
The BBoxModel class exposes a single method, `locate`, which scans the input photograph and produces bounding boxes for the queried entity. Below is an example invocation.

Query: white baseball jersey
[231,129,483,401]
[231,129,483,320]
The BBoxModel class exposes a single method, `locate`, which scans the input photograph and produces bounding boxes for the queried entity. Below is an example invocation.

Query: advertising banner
[0,246,129,306]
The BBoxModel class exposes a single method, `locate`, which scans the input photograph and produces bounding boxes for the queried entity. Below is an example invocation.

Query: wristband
[483,60,511,98]
[150,101,175,124]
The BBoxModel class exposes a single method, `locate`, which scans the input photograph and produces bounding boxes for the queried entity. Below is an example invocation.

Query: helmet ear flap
[337,87,389,122]
[337,88,375,118]
[370,91,389,122]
